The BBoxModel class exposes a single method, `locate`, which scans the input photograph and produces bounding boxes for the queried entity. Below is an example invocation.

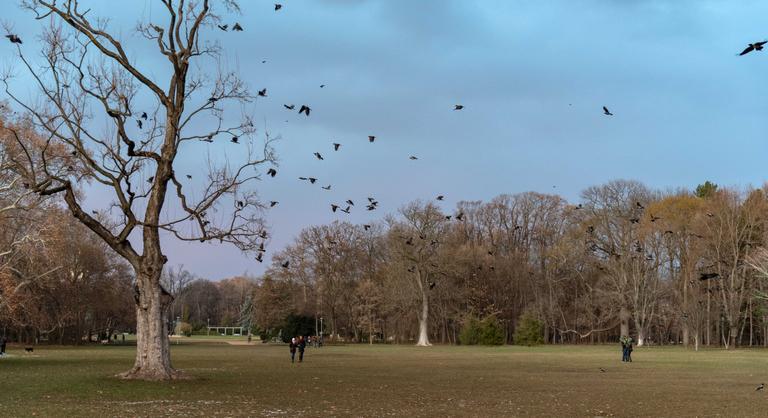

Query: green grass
[1,343,768,417]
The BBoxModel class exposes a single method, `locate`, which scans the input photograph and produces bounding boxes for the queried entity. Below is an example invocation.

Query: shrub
[513,311,544,346]
[459,315,481,345]
[178,322,193,337]
[460,315,505,345]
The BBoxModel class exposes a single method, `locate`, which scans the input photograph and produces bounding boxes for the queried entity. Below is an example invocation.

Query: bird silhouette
[147,176,154,183]
[284,104,295,110]
[257,242,266,253]
[231,136,239,144]
[340,206,351,214]
[346,199,354,206]
[456,212,465,221]
[5,34,22,44]
[756,383,765,391]
[333,143,341,151]
[454,104,464,110]
[258,88,267,97]
[217,24,228,31]
[740,41,767,56]
[275,3,283,11]
[436,195,444,201]
[270,201,278,207]
[368,135,376,143]
[308,177,317,184]
[409,156,418,160]
[599,368,606,373]
[299,105,311,116]
[233,23,243,31]
[331,204,339,213]
[636,202,645,210]
[322,185,331,190]
[603,106,613,116]
[363,224,371,231]
[320,84,326,88]
[299,176,308,181]
[141,112,148,120]
[136,119,143,129]
[282,260,290,269]
[267,168,277,177]
[255,253,264,263]
[314,152,324,160]
[429,282,436,289]
[186,175,192,179]
[236,200,245,208]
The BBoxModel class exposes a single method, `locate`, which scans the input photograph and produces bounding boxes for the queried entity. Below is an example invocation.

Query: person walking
[298,336,306,363]
[626,336,634,362]
[289,337,297,363]
[620,336,628,362]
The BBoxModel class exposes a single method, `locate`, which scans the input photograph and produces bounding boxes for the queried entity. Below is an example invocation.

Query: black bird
[255,253,264,263]
[699,272,719,281]
[320,84,326,88]
[429,282,436,290]
[368,197,376,203]
[141,112,148,120]
[185,174,192,180]
[603,106,613,116]
[409,155,418,160]
[257,242,266,253]
[308,177,317,184]
[147,176,154,183]
[368,135,376,143]
[333,143,341,151]
[445,215,452,220]
[405,237,414,245]
[363,224,371,231]
[237,200,245,208]
[299,105,311,116]
[275,3,282,11]
[636,202,645,210]
[270,201,278,207]
[299,176,308,181]
[136,119,143,129]
[600,368,606,373]
[454,104,464,110]
[629,217,640,224]
[740,41,767,56]
[346,199,354,206]
[284,104,295,110]
[436,195,444,201]
[231,136,239,144]
[322,185,331,190]
[488,251,494,256]
[407,266,415,273]
[366,205,377,211]
[267,168,277,177]
[340,206,351,214]
[107,109,120,118]
[233,23,243,31]
[756,383,765,391]
[217,24,229,31]
[650,214,661,222]
[314,152,324,160]
[281,260,289,269]
[5,34,22,44]
[259,231,269,239]
[331,204,339,213]
[456,212,464,221]
[258,88,267,97]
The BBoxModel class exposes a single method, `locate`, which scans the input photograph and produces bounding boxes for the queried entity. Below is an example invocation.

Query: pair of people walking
[289,336,306,363]
[620,335,633,362]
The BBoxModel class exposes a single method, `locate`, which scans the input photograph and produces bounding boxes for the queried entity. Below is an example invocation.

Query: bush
[178,322,193,337]
[513,311,544,346]
[460,315,505,345]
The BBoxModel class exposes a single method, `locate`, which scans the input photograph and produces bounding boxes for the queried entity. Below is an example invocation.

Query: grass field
[1,342,767,417]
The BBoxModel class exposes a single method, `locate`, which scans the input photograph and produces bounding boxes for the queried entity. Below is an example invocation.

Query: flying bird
[231,136,239,144]
[346,199,354,206]
[409,156,418,160]
[314,152,324,160]
[233,23,243,31]
[331,204,339,213]
[267,168,277,177]
[217,24,228,31]
[333,143,341,151]
[600,368,606,373]
[368,135,376,143]
[270,201,279,207]
[141,112,148,120]
[284,104,295,110]
[320,84,326,88]
[456,212,465,221]
[281,260,290,269]
[255,253,264,263]
[757,383,765,391]
[275,3,282,11]
[258,88,267,97]
[322,185,331,190]
[363,224,371,231]
[602,106,613,116]
[429,282,436,289]
[340,206,351,214]
[436,195,444,201]
[454,104,464,110]
[308,177,317,184]
[136,119,143,129]
[186,175,192,179]
[740,41,767,56]
[299,105,311,116]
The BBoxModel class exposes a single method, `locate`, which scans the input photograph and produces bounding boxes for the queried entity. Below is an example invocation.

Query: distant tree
[514,311,544,346]
[695,181,718,199]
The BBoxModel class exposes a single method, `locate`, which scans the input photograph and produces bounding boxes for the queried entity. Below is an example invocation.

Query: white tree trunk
[620,306,630,338]
[415,292,431,347]
[636,329,645,347]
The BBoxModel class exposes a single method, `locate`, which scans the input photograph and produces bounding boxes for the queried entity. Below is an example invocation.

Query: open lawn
[1,342,767,417]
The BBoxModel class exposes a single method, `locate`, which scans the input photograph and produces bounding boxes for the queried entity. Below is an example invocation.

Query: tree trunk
[636,329,645,347]
[415,291,431,347]
[119,266,181,380]
[728,325,738,350]
[619,306,630,338]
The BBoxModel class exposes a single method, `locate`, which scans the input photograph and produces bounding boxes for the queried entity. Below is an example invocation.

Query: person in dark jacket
[298,336,306,362]
[289,337,297,363]
[0,337,6,356]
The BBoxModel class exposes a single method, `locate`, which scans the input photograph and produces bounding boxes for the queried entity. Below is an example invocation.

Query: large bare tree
[2,0,274,379]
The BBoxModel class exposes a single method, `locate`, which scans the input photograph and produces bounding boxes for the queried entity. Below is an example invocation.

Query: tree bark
[619,306,630,338]
[415,291,431,346]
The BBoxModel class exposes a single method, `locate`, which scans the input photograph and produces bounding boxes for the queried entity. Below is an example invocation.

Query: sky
[3,0,768,279]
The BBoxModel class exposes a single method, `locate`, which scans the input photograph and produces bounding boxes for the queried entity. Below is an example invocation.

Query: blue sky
[4,1,768,279]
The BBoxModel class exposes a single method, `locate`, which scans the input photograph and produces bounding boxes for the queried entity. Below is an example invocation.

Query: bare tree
[3,0,274,379]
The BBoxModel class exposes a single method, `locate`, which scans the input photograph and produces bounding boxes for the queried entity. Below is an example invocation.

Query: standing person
[298,336,306,363]
[626,336,634,362]
[0,337,6,356]
[289,337,297,363]
[620,336,628,362]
